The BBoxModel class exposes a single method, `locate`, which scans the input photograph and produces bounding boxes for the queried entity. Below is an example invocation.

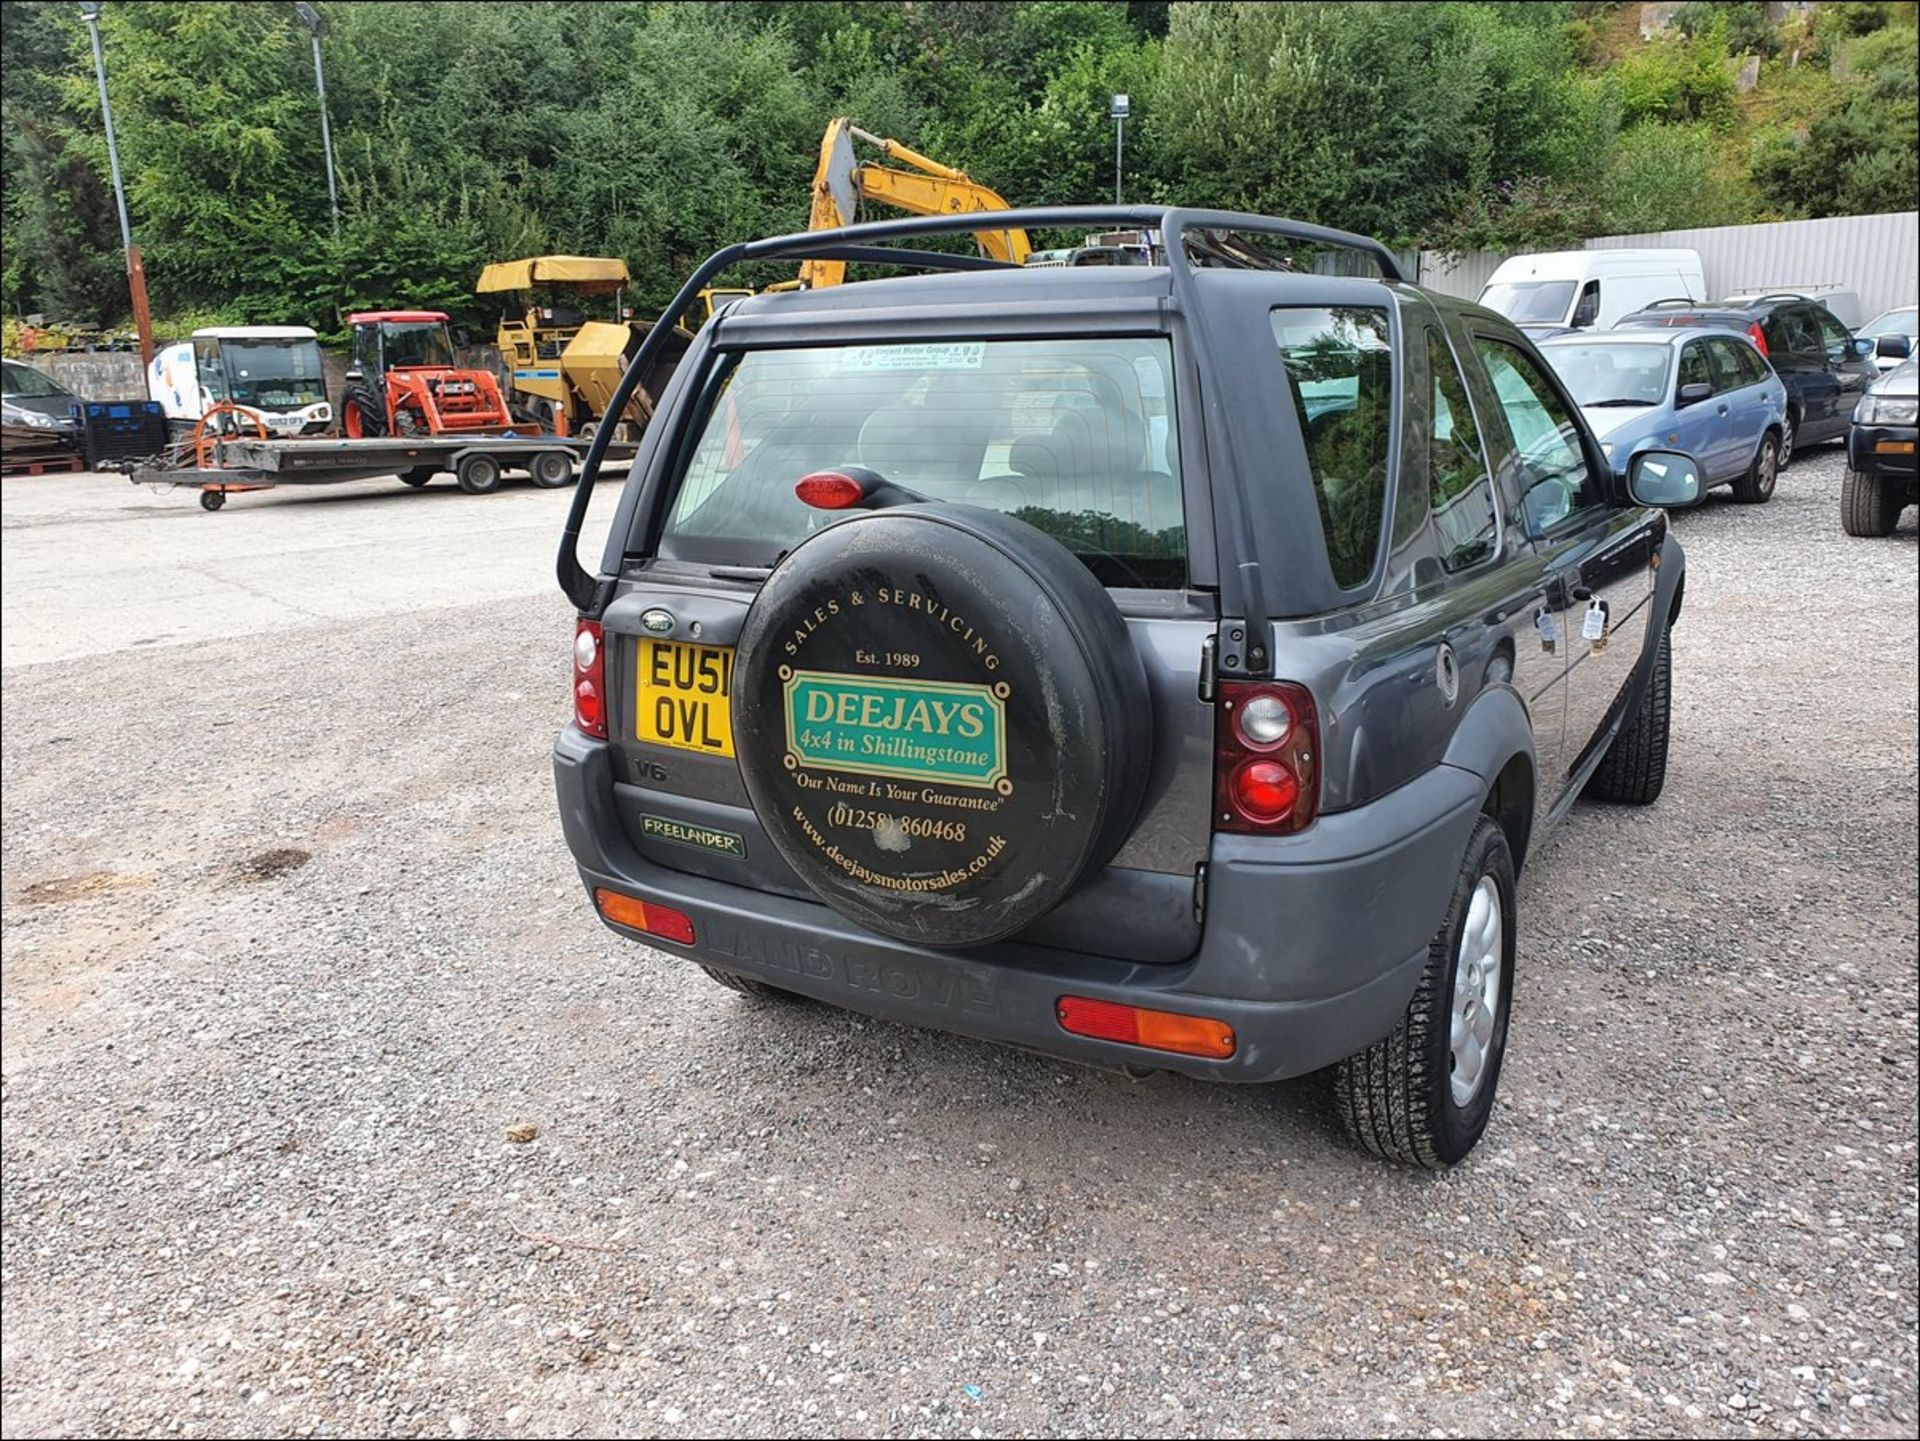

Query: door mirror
[1676,381,1713,406]
[1874,334,1910,360]
[1627,449,1702,508]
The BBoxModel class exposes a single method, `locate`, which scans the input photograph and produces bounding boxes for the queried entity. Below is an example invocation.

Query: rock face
[1640,2,1683,39]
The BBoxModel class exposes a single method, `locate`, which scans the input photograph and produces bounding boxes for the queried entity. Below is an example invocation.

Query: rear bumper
[1847,422,1918,479]
[554,727,1484,1082]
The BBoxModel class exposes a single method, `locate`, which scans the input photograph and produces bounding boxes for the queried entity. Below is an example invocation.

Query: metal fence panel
[1419,212,1918,320]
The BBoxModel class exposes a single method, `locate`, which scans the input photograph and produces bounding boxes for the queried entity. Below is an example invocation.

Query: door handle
[1716,404,1729,415]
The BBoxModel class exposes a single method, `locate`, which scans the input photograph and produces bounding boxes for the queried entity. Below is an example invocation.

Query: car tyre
[698,965,807,1002]
[1731,432,1778,504]
[1584,625,1671,805]
[1777,409,1796,468]
[1840,468,1904,537]
[1333,814,1516,1169]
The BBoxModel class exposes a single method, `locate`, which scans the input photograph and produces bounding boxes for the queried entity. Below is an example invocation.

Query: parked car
[1478,248,1705,336]
[1718,284,1864,330]
[1,358,82,443]
[1539,329,1786,504]
[1615,295,1877,465]
[1841,357,1917,537]
[1857,305,1918,372]
[552,205,1700,1169]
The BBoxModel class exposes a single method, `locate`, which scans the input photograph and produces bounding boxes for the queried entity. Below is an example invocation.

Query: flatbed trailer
[125,432,635,510]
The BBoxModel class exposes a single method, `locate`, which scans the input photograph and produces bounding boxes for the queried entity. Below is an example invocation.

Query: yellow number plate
[634,640,735,757]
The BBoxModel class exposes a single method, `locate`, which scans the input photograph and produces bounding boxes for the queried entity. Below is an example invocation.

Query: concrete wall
[1418,211,1920,319]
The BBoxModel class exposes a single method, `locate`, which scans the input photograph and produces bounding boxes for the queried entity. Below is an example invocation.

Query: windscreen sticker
[840,343,985,372]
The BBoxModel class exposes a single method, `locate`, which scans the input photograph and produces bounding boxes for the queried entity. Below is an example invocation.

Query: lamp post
[77,0,152,367]
[292,2,340,236]
[1109,93,1129,206]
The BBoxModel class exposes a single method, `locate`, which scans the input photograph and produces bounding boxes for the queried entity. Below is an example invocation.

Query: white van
[1478,249,1706,334]
[1718,285,1863,330]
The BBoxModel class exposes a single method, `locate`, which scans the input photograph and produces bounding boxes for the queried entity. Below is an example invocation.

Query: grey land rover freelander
[553,207,1699,1168]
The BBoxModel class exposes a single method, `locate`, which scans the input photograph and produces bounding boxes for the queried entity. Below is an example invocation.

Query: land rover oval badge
[640,608,674,635]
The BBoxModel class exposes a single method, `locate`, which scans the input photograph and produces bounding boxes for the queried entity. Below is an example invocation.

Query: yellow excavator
[793,117,1032,290]
[478,254,692,438]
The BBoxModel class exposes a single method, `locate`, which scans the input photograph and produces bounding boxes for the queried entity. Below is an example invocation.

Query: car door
[1778,305,1842,437]
[1707,336,1768,473]
[1671,338,1732,478]
[1471,333,1653,813]
[1811,307,1874,442]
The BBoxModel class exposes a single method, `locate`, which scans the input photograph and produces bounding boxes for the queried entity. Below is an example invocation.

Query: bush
[1601,122,1746,232]
[1616,31,1737,125]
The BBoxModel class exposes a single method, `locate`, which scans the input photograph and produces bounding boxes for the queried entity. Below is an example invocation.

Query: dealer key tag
[1583,598,1610,651]
[1535,609,1558,653]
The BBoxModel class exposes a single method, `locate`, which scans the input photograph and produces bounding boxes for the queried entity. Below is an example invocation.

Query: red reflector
[595,888,696,945]
[1056,996,1236,1059]
[574,678,603,732]
[1748,321,1768,357]
[795,471,864,509]
[1230,758,1299,823]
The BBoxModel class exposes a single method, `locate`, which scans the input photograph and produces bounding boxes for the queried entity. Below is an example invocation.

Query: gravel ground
[2,446,1915,1439]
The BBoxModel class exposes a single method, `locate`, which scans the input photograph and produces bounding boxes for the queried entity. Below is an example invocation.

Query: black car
[1,359,83,444]
[1615,294,1878,466]
[1842,357,1917,536]
[551,204,1701,1169]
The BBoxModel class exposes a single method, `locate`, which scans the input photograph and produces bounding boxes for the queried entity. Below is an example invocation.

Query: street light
[292,2,340,236]
[1109,93,1130,206]
[77,1,153,367]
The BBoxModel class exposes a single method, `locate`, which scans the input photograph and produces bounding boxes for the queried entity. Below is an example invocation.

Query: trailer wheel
[529,450,574,488]
[456,452,503,495]
[199,488,226,512]
[399,466,436,487]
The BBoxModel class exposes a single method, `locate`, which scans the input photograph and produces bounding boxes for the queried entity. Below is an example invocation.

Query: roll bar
[558,205,1401,659]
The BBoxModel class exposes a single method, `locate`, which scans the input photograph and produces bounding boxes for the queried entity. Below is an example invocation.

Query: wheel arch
[1440,685,1537,875]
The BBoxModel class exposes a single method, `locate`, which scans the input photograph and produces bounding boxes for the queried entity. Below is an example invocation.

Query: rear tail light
[1056,995,1236,1059]
[1747,321,1769,358]
[573,618,607,738]
[594,888,695,945]
[1213,680,1318,834]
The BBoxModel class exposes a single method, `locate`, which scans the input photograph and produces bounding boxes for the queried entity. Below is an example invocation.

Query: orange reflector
[1874,439,1915,455]
[594,888,695,945]
[1055,995,1236,1059]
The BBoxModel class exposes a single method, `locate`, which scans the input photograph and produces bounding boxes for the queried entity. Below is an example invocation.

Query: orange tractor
[338,310,520,437]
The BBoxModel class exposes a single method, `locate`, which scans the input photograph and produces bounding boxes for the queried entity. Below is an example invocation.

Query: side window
[1677,340,1712,393]
[1706,338,1747,392]
[1571,280,1601,330]
[1778,308,1820,356]
[1734,340,1770,384]
[1425,327,1496,571]
[1472,336,1603,535]
[195,341,226,403]
[1813,309,1850,361]
[1271,306,1393,589]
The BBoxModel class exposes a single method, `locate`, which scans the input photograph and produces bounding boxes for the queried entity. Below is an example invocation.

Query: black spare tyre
[732,504,1154,949]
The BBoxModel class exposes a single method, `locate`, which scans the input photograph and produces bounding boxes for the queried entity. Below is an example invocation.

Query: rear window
[659,338,1184,588]
[1271,306,1393,588]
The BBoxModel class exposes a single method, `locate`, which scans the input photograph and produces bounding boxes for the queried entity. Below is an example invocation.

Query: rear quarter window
[1270,306,1393,589]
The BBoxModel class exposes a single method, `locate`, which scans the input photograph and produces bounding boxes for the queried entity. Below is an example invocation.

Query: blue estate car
[1538,329,1788,504]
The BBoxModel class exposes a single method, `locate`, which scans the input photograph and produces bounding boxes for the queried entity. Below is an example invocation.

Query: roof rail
[1750,291,1812,304]
[1641,298,1702,310]
[559,205,1399,649]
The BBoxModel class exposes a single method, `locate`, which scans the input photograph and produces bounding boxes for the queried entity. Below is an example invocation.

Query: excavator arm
[798,118,1030,289]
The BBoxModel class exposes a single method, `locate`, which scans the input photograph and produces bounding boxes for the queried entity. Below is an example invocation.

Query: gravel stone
[1,449,1915,1437]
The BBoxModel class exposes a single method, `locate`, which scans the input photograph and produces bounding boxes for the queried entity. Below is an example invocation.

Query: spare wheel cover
[732,505,1154,948]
